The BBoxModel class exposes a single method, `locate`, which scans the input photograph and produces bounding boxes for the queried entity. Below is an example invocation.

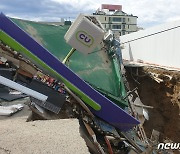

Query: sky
[0,0,180,28]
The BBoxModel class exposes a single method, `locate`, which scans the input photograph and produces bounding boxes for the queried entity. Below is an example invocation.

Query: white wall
[120,20,180,70]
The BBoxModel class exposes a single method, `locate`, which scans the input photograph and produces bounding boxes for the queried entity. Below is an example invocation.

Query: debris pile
[0,13,179,154]
[0,41,143,153]
[0,40,169,154]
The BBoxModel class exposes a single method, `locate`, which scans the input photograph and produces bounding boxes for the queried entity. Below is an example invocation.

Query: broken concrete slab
[0,118,89,154]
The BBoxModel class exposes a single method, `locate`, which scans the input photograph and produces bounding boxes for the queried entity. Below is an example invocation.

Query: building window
[128,25,129,29]
[128,18,129,22]
[122,25,125,29]
[123,18,125,23]
[112,25,121,29]
[105,17,106,21]
[122,31,125,35]
[112,17,121,22]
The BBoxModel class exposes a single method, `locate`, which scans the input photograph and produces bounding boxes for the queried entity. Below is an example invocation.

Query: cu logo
[76,31,94,47]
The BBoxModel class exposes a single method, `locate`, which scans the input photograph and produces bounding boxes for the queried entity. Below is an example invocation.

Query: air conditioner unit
[64,14,105,54]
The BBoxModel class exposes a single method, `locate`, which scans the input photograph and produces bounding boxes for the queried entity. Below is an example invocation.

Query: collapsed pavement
[0,118,90,154]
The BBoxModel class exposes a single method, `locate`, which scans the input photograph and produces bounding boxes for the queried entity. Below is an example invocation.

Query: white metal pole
[0,75,48,102]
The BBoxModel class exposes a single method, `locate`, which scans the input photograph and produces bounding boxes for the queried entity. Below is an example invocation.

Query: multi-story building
[93,4,138,36]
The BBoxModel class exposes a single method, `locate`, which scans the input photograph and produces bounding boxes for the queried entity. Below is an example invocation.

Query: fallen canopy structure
[0,13,139,131]
[11,17,128,108]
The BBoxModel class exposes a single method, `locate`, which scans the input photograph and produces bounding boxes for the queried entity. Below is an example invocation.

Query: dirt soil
[126,67,180,143]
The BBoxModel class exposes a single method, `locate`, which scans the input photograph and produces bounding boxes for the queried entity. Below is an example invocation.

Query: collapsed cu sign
[76,31,94,47]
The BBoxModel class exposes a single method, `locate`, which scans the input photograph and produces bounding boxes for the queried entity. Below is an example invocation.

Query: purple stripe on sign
[0,13,139,131]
